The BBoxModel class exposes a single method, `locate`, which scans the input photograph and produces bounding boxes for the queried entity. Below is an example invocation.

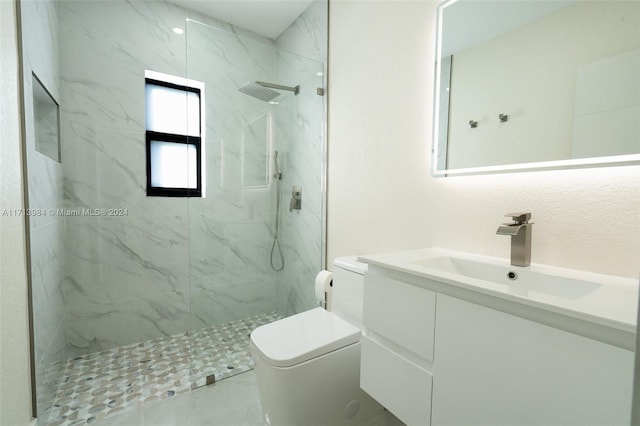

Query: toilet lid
[250,307,360,368]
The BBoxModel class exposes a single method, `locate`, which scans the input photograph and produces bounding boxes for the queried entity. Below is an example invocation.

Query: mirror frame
[432,0,640,177]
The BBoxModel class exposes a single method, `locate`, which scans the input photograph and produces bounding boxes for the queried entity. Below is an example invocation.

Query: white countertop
[358,248,638,346]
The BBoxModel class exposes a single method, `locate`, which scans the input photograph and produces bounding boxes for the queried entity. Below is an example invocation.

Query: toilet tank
[331,256,368,328]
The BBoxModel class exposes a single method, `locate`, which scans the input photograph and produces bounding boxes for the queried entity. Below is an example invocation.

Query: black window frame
[145,78,202,198]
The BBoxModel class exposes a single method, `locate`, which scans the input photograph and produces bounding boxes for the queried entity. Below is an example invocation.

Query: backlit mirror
[433,0,640,176]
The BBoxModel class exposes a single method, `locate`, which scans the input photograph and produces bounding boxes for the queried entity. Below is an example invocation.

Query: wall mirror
[433,0,640,176]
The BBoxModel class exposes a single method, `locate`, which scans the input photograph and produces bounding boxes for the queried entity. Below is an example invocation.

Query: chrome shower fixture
[238,81,300,102]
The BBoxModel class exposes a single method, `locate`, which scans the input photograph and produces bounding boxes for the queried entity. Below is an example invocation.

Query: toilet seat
[250,307,360,368]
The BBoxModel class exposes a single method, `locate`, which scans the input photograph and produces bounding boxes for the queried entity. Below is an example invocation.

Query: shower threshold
[46,311,282,426]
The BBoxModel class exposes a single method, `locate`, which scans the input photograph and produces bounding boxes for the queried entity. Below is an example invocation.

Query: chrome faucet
[496,212,533,267]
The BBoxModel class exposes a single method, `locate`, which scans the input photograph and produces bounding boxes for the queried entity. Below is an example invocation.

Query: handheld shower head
[273,150,282,180]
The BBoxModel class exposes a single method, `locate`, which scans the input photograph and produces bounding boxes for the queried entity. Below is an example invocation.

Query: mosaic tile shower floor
[46,312,282,426]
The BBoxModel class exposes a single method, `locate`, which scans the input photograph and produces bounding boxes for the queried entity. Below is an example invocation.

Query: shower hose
[270,152,285,272]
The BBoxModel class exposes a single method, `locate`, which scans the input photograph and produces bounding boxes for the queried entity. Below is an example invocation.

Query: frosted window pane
[146,84,200,137]
[150,141,198,189]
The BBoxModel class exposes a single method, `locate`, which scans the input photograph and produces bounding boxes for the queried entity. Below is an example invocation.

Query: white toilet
[249,257,384,426]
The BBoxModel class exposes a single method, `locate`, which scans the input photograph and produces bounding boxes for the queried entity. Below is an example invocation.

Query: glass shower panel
[27,0,194,422]
[184,16,327,386]
[185,19,281,386]
[272,51,326,317]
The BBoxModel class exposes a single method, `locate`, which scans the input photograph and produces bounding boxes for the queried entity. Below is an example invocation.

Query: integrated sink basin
[358,247,638,348]
[412,256,602,299]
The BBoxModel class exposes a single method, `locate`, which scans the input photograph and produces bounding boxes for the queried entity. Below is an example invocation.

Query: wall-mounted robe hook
[469,120,478,128]
[499,113,509,123]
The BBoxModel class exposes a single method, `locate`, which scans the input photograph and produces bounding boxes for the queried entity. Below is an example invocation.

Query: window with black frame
[145,74,203,197]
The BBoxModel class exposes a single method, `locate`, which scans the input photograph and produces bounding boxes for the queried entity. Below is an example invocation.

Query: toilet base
[251,341,384,426]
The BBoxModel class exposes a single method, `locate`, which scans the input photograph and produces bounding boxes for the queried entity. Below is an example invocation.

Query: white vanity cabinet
[360,272,436,425]
[360,268,634,426]
[432,294,633,425]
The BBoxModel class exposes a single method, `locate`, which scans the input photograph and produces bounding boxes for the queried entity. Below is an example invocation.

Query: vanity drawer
[363,272,436,361]
[360,336,432,425]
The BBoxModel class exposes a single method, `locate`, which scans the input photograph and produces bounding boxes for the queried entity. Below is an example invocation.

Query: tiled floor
[46,312,282,426]
[91,370,406,426]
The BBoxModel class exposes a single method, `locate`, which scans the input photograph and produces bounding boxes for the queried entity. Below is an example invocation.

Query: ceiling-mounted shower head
[238,81,300,102]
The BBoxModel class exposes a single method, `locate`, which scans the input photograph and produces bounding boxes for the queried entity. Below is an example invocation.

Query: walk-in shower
[20,0,326,424]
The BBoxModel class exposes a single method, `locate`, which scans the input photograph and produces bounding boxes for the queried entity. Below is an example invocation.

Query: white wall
[328,0,435,264]
[328,0,639,279]
[0,0,35,424]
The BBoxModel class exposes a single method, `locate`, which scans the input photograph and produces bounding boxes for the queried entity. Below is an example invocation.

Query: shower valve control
[290,185,302,212]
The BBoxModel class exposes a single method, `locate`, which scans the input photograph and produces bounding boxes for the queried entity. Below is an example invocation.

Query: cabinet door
[431,294,634,426]
[361,336,432,426]
[364,272,436,361]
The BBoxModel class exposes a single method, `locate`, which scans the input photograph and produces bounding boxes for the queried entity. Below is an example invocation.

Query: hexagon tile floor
[46,312,282,426]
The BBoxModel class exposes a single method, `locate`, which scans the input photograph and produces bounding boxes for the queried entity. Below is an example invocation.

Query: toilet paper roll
[315,270,333,306]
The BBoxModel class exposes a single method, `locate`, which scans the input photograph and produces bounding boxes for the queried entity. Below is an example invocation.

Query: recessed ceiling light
[173,27,184,35]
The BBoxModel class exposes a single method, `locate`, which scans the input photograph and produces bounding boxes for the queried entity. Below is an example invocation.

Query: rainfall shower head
[238,81,300,102]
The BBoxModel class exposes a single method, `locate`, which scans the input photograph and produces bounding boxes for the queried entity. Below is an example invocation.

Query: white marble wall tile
[186,19,274,95]
[188,216,233,286]
[186,18,276,200]
[20,24,64,229]
[277,253,320,317]
[58,0,187,131]
[31,219,68,420]
[58,0,193,352]
[27,152,64,229]
[64,215,189,308]
[64,291,190,352]
[276,0,328,62]
[21,0,60,99]
[61,123,188,217]
[190,283,277,331]
[188,215,277,319]
[185,6,274,46]
[30,220,66,365]
[271,48,325,316]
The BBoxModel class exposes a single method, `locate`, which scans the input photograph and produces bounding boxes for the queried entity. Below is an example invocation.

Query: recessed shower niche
[32,73,60,162]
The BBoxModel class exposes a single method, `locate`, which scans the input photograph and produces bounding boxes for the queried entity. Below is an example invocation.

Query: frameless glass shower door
[184,14,326,385]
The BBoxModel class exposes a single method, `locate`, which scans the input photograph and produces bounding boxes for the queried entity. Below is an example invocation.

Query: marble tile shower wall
[185,20,278,329]
[20,0,68,419]
[59,0,190,355]
[274,1,328,316]
[58,0,279,353]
